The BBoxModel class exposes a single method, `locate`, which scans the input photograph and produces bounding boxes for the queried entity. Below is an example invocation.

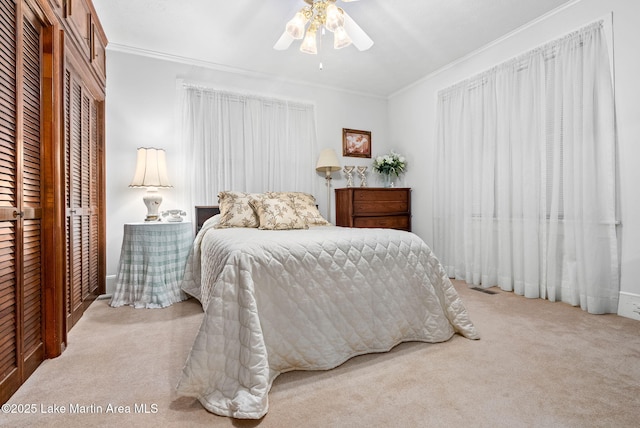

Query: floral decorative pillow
[267,192,330,226]
[250,195,308,230]
[215,191,261,228]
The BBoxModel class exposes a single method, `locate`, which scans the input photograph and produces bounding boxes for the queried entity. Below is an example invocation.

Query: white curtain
[179,84,319,207]
[433,21,618,314]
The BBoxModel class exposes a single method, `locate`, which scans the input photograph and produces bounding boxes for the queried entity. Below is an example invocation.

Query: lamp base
[143,188,162,221]
[325,172,332,223]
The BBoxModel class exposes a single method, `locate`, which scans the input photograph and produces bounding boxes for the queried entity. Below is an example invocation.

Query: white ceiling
[92,0,574,97]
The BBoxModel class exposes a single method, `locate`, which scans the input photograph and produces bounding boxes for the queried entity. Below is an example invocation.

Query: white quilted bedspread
[176,217,479,419]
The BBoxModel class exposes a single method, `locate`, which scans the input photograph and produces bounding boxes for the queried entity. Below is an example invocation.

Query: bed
[175,191,480,419]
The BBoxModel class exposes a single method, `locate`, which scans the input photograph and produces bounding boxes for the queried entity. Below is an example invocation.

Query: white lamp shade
[300,27,318,55]
[286,11,308,39]
[316,148,341,172]
[129,147,172,188]
[333,26,352,49]
[325,4,345,32]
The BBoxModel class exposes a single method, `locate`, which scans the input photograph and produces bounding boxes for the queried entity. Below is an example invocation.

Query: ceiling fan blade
[342,11,373,51]
[274,30,295,50]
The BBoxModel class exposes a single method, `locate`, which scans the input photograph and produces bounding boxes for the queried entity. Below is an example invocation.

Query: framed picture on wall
[342,128,372,158]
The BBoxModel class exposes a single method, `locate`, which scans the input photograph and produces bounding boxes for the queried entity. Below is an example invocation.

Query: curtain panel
[433,21,618,314]
[179,84,319,208]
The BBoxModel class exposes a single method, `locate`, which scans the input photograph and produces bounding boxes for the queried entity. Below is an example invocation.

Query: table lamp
[129,147,172,221]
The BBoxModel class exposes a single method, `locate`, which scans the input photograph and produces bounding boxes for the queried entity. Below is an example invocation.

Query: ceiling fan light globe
[325,4,344,31]
[300,29,318,54]
[333,26,352,49]
[325,17,342,32]
[286,12,308,39]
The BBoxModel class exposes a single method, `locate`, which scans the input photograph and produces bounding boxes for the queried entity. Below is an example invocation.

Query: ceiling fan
[274,0,374,54]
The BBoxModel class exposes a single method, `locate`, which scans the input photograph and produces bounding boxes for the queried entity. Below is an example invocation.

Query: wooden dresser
[335,188,412,231]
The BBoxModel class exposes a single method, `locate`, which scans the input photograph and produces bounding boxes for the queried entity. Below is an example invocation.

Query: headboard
[195,206,220,233]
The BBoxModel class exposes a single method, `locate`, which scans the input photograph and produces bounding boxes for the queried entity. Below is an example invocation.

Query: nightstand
[110,221,194,308]
[335,187,412,231]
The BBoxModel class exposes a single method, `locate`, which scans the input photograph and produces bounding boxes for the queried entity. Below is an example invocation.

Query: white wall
[104,50,390,289]
[104,0,640,314]
[388,0,640,308]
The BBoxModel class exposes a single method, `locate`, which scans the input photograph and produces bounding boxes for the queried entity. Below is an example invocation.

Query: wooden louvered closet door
[0,0,45,404]
[64,66,100,330]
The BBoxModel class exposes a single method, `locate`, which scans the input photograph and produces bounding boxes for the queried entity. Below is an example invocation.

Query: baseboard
[105,274,117,296]
[618,292,640,321]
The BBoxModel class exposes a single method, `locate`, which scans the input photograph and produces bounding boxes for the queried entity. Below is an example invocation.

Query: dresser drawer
[335,187,412,232]
[353,215,411,230]
[353,189,408,202]
[353,200,409,215]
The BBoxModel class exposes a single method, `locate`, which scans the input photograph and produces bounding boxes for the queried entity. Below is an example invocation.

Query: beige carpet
[2,281,639,427]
